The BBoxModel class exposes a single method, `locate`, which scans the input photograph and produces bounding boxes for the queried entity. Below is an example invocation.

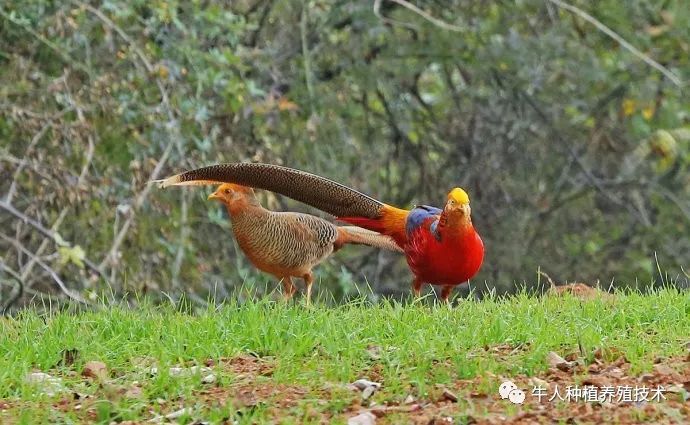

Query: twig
[70,83,97,186]
[547,0,683,87]
[76,1,169,102]
[652,183,690,222]
[0,104,68,120]
[374,0,465,32]
[21,209,69,281]
[246,1,274,47]
[0,8,92,76]
[171,191,190,290]
[5,122,53,203]
[681,266,690,280]
[300,4,315,114]
[4,104,75,200]
[3,99,83,285]
[0,233,88,304]
[373,0,418,31]
[1,153,55,182]
[517,83,627,211]
[0,260,24,313]
[77,1,184,274]
[98,143,174,272]
[0,200,104,278]
[20,80,97,283]
[538,270,557,288]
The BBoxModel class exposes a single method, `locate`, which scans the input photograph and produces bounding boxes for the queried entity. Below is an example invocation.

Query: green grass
[1,288,689,423]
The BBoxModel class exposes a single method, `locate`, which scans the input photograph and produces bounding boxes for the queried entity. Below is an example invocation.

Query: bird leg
[303,272,314,305]
[280,276,296,301]
[412,278,423,298]
[440,285,453,303]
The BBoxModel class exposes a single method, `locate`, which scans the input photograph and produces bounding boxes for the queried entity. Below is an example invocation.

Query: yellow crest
[448,187,470,204]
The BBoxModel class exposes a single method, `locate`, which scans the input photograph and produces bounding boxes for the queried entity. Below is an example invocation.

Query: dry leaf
[547,351,574,371]
[547,351,567,367]
[82,361,108,380]
[442,388,458,403]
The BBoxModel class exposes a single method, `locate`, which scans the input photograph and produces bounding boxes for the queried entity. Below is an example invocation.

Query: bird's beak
[446,201,471,216]
[207,191,221,201]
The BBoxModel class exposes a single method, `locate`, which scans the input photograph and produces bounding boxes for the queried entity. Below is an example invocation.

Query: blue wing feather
[406,205,442,238]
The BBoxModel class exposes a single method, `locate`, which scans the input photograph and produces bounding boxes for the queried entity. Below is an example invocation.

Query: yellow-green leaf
[58,245,86,269]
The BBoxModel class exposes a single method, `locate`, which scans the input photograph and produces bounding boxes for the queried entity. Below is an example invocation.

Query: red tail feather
[338,216,387,233]
[339,204,409,248]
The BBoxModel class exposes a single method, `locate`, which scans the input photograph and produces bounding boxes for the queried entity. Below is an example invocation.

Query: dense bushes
[1,1,688,309]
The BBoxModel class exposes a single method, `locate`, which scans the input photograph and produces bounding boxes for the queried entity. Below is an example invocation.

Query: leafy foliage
[0,0,688,307]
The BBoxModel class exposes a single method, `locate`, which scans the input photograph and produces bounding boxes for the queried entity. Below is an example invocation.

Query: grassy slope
[0,289,689,423]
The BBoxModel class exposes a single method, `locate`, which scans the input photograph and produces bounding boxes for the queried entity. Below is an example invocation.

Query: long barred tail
[157,162,385,219]
[336,226,404,253]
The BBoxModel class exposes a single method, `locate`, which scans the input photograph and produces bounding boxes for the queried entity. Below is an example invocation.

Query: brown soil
[547,283,615,301]
[2,350,689,424]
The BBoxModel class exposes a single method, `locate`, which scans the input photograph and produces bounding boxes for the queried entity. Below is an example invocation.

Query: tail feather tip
[151,174,182,189]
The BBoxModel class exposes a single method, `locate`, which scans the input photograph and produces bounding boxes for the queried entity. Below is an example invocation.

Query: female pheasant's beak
[208,184,242,203]
[208,186,232,202]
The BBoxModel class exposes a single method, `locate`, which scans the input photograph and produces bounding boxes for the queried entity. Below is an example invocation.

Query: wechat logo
[499,380,525,404]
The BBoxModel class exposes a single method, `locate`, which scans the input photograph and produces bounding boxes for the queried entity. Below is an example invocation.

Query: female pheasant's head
[208,183,256,206]
[442,187,472,227]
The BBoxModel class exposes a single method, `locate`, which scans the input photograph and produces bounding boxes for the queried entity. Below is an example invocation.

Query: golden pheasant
[204,183,402,302]
[158,163,484,302]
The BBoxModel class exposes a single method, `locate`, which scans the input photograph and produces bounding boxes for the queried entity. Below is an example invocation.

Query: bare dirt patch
[216,354,275,377]
[547,283,614,301]
[193,351,690,424]
[3,351,690,424]
[347,350,690,424]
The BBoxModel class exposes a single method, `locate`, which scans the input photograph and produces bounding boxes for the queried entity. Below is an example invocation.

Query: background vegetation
[1,0,688,309]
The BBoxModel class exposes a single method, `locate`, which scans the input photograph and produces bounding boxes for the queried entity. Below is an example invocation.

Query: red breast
[405,223,484,286]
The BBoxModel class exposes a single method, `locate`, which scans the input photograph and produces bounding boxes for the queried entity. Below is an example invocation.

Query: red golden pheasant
[158,163,484,301]
[204,183,401,303]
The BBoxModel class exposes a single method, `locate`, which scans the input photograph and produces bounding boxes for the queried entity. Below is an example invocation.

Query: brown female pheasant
[206,183,402,303]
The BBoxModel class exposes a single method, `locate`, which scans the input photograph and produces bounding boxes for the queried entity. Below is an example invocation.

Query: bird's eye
[224,189,231,194]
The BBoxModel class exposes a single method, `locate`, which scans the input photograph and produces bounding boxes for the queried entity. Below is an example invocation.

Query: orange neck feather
[223,193,263,217]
